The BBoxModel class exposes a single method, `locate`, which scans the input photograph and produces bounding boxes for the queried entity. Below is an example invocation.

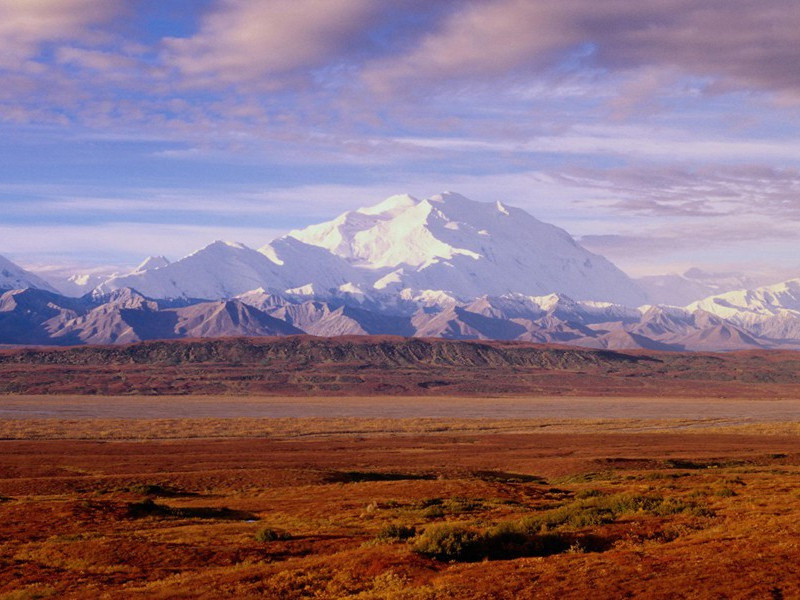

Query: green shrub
[255,527,291,542]
[442,497,483,514]
[422,505,445,519]
[575,489,604,499]
[418,498,443,508]
[413,525,486,562]
[375,523,416,542]
[504,492,712,536]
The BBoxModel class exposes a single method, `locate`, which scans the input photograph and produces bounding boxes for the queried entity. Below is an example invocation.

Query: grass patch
[413,523,605,562]
[375,524,416,542]
[255,527,292,542]
[508,492,714,534]
[413,525,486,562]
[127,483,192,497]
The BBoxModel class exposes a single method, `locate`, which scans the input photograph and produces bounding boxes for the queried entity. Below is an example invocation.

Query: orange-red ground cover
[2,427,800,598]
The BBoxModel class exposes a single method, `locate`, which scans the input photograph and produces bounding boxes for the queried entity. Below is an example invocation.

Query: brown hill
[2,335,800,397]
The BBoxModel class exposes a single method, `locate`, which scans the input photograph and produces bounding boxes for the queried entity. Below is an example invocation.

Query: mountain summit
[91,192,645,305]
[282,192,646,305]
[0,254,59,294]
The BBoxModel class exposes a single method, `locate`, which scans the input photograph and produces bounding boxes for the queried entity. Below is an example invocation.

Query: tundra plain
[2,339,800,598]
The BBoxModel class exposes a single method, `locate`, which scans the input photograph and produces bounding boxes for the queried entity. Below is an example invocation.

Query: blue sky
[2,0,800,280]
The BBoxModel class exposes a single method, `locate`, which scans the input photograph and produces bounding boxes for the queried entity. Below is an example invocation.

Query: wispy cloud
[161,0,380,88]
[0,0,122,67]
[362,0,800,102]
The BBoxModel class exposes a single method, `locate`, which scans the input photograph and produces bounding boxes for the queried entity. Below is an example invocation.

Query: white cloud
[162,0,378,87]
[0,0,121,68]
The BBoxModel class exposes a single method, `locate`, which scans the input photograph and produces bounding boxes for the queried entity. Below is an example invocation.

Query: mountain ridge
[87,192,648,306]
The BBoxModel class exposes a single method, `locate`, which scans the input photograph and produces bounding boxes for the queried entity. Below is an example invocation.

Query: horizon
[2,1,800,283]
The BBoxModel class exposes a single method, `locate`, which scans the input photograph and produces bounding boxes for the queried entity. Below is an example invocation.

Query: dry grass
[1,415,799,440]
[1,423,800,598]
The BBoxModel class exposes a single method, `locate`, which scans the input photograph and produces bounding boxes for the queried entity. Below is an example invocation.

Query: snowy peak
[86,191,645,306]
[0,254,59,293]
[357,193,420,216]
[286,192,646,305]
[689,278,800,317]
[133,255,170,273]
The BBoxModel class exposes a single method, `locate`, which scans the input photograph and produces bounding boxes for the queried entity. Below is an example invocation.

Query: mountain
[0,254,59,293]
[132,255,171,273]
[95,237,365,301]
[0,286,303,346]
[6,192,800,352]
[0,288,87,345]
[0,282,792,351]
[638,268,766,306]
[688,279,800,344]
[285,192,647,306]
[91,192,646,306]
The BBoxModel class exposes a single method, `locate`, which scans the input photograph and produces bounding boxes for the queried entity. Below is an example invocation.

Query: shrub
[422,506,445,519]
[443,497,483,514]
[255,527,291,542]
[418,498,443,508]
[128,483,184,497]
[504,492,712,536]
[375,523,416,542]
[576,489,605,499]
[413,525,486,562]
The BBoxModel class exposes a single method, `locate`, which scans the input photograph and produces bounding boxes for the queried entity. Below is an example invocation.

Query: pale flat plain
[3,394,800,421]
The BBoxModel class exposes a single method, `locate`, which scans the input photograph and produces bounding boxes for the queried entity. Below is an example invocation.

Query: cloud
[395,125,800,163]
[363,0,800,101]
[580,219,800,277]
[161,0,382,87]
[557,165,800,219]
[0,0,121,68]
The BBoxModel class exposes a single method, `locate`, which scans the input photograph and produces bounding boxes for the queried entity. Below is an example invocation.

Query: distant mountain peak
[133,256,170,274]
[285,192,645,305]
[0,254,59,294]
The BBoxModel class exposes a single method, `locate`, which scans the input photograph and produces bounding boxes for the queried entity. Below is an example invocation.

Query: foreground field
[2,420,800,598]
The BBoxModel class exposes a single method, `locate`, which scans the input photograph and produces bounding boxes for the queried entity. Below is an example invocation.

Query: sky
[2,0,800,281]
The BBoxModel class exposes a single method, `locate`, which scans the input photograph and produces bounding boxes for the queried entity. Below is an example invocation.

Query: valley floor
[1,398,800,598]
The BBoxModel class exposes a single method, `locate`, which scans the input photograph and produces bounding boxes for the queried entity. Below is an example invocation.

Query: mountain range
[2,192,799,351]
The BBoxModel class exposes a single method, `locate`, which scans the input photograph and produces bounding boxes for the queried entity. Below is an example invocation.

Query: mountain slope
[89,192,646,306]
[0,255,59,293]
[637,268,763,306]
[285,192,647,305]
[688,279,800,342]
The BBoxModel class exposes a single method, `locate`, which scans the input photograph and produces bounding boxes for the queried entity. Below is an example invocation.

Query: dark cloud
[363,0,800,101]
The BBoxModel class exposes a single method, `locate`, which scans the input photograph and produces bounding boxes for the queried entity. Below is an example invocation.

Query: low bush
[255,527,291,542]
[375,523,416,542]
[413,525,486,562]
[504,493,712,536]
[128,483,186,497]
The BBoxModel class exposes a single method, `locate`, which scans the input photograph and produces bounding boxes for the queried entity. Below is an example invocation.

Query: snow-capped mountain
[637,268,766,306]
[89,192,647,306]
[688,279,800,342]
[95,237,365,301]
[285,192,646,306]
[132,255,171,274]
[6,191,800,352]
[0,254,59,293]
